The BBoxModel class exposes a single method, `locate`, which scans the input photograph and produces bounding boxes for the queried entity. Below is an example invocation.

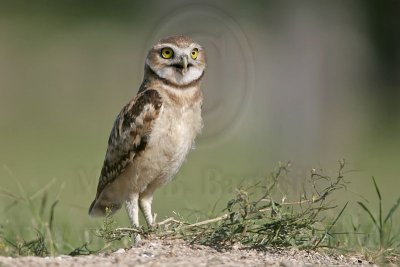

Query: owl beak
[181,56,188,75]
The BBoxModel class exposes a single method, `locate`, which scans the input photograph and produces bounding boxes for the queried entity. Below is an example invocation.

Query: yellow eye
[161,47,174,59]
[191,48,198,60]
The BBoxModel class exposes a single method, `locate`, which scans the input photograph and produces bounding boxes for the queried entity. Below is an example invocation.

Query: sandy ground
[0,239,373,267]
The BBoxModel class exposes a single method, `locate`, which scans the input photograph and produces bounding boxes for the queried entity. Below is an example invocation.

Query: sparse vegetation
[96,161,348,250]
[1,160,400,265]
[0,178,61,257]
[349,177,400,264]
[358,177,400,249]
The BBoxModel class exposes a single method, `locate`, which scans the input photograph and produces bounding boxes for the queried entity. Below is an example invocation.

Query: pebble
[114,248,125,254]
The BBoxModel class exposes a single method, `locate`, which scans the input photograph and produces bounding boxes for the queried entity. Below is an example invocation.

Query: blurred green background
[0,0,399,250]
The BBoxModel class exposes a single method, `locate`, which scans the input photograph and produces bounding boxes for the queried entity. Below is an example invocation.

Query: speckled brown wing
[88,89,162,215]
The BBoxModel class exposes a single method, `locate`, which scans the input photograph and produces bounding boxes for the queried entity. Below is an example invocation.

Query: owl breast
[130,99,202,192]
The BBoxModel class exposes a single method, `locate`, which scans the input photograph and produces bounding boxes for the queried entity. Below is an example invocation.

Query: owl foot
[132,233,142,247]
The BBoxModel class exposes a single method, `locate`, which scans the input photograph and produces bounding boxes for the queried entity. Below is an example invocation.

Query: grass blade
[384,196,400,224]
[357,201,378,228]
[0,188,23,200]
[313,202,348,248]
[49,200,59,232]
[372,176,381,201]
[372,177,383,245]
[330,202,348,231]
[29,178,57,201]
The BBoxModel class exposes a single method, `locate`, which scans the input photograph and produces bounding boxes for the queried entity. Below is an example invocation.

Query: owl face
[146,36,206,86]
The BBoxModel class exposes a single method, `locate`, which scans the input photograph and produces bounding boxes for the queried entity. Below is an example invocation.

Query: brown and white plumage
[89,89,163,215]
[89,36,206,239]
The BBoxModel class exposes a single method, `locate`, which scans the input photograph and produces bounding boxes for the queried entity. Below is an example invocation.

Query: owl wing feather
[89,89,162,214]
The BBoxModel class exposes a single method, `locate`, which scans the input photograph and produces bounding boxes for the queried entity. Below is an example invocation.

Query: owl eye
[191,48,199,60]
[161,47,174,59]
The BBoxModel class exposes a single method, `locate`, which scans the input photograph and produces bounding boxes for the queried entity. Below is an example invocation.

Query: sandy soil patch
[0,239,372,267]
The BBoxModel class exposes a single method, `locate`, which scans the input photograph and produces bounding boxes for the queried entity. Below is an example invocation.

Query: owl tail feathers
[88,198,121,217]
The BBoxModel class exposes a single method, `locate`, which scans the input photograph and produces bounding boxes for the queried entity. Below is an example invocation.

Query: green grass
[1,160,399,265]
[338,177,400,264]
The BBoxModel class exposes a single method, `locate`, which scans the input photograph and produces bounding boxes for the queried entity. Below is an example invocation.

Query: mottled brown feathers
[90,89,162,209]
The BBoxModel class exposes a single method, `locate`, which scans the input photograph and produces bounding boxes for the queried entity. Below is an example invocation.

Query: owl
[88,36,206,241]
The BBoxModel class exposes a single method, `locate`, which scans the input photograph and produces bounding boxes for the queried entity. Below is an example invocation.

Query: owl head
[145,36,206,86]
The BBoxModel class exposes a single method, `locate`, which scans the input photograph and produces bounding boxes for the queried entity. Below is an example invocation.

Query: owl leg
[139,193,154,227]
[125,192,141,245]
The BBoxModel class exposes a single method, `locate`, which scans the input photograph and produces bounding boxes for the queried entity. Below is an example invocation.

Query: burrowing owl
[89,36,206,234]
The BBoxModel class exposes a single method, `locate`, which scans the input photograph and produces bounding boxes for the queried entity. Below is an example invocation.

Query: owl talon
[132,234,142,247]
